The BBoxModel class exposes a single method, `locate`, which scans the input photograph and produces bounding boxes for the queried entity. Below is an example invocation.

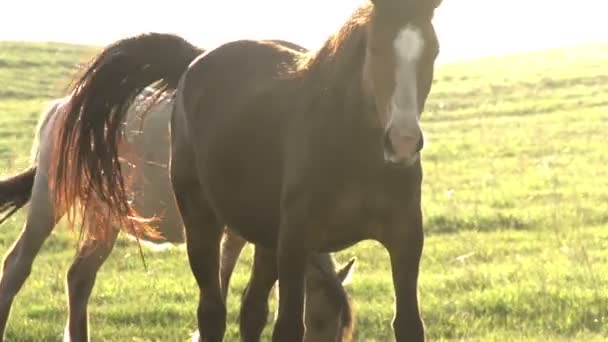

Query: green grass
[0,41,607,341]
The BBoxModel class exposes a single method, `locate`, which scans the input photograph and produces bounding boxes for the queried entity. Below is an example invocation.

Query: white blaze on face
[385,24,425,163]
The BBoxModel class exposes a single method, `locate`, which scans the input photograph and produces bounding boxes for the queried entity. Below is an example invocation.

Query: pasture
[0,41,607,341]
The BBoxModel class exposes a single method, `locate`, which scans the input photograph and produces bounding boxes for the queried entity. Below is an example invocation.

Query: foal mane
[309,257,356,341]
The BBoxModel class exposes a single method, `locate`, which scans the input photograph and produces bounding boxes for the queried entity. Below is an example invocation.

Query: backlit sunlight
[1,0,606,63]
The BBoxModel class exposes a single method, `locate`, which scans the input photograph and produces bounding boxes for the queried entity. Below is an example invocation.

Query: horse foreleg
[0,175,60,340]
[271,212,311,342]
[64,226,118,342]
[382,191,425,342]
[219,230,246,301]
[240,246,277,342]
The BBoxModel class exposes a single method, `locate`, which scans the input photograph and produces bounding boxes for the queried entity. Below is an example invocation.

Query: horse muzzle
[382,127,423,167]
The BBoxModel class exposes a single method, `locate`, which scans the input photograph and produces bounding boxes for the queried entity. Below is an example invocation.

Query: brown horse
[0,81,355,340]
[51,0,442,341]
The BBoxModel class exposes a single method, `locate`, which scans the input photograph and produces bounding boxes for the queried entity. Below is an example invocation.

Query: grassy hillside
[0,41,607,341]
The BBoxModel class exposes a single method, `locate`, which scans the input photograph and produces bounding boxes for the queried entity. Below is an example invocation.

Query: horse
[50,0,442,340]
[0,88,356,341]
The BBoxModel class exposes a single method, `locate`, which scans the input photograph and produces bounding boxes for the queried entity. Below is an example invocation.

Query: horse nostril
[416,136,424,152]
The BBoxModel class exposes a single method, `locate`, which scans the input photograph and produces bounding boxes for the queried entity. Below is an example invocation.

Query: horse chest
[315,182,392,251]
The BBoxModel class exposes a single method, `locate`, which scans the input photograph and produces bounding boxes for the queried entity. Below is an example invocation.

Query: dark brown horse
[51,0,442,341]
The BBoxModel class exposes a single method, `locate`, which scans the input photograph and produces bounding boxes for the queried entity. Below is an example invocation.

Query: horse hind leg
[190,231,246,341]
[239,246,277,342]
[0,174,61,340]
[64,220,118,342]
[174,185,225,342]
[171,141,225,342]
[219,229,247,301]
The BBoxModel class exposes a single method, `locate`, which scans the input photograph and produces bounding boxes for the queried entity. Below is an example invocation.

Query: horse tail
[50,32,203,244]
[0,167,36,225]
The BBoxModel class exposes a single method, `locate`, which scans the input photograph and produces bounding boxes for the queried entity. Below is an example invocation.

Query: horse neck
[297,32,381,157]
[302,24,370,114]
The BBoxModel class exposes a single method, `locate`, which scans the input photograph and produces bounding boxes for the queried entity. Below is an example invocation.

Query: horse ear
[336,257,356,285]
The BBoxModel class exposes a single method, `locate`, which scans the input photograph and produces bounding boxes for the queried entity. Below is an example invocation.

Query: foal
[0,89,355,341]
[51,0,442,341]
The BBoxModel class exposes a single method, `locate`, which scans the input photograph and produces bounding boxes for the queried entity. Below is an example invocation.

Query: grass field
[0,41,607,341]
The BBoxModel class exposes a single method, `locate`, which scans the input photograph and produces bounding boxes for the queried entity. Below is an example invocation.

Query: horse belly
[317,209,377,253]
[205,163,282,249]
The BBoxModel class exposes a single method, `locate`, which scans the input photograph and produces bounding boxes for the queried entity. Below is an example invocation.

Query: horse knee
[66,244,113,297]
[0,239,38,286]
[0,238,43,326]
[0,252,32,298]
[66,262,96,296]
[0,213,57,294]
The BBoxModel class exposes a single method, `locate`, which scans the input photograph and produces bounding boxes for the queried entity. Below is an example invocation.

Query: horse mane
[293,0,441,83]
[282,3,374,157]
[294,3,372,79]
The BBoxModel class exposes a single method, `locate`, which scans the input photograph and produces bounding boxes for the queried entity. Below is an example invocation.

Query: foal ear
[336,257,356,285]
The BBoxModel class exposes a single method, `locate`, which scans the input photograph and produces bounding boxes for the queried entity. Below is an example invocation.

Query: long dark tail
[50,33,203,244]
[0,167,36,224]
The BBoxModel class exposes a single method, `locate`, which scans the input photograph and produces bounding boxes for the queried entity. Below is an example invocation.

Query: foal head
[363,0,442,166]
[304,257,356,342]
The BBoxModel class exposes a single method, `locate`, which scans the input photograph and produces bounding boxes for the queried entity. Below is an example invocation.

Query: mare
[0,85,355,340]
[50,0,442,340]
